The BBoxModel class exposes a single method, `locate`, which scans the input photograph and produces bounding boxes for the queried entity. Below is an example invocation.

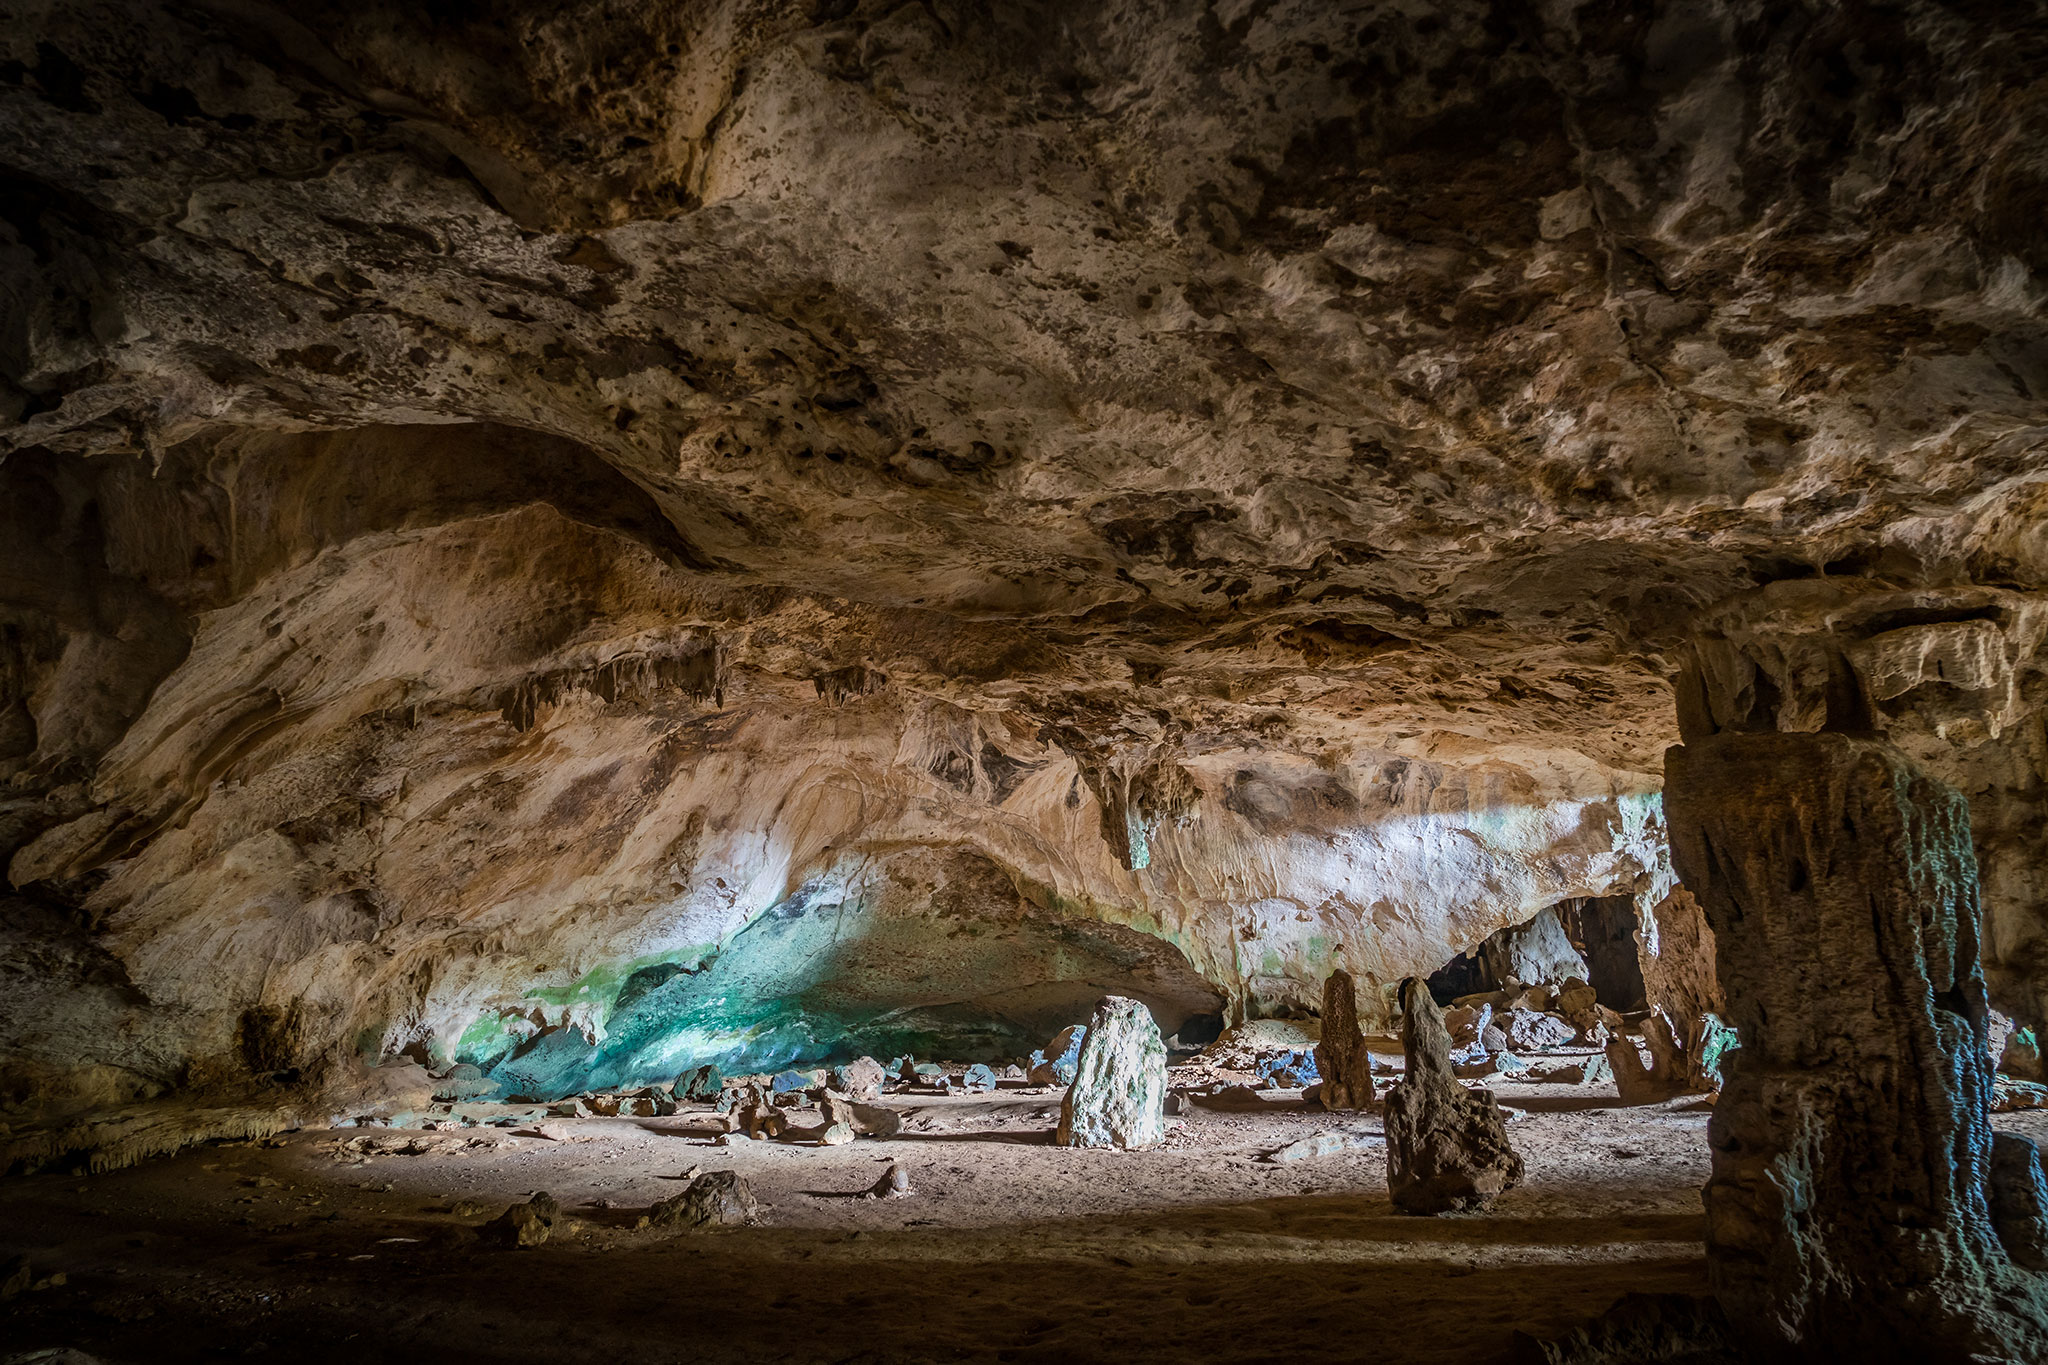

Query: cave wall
[0,425,1666,1110]
[1,0,2044,1120]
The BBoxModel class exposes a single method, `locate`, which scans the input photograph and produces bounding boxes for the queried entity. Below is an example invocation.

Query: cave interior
[4,2,2048,1362]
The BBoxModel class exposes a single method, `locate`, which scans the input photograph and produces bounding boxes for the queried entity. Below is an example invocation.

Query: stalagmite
[1056,997,1167,1150]
[1312,969,1375,1110]
[1666,732,2048,1361]
[1383,977,1523,1215]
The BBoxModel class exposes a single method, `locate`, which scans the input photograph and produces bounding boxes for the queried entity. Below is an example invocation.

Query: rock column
[1384,976,1522,1214]
[1056,996,1166,1149]
[1313,968,1375,1110]
[1665,732,2048,1362]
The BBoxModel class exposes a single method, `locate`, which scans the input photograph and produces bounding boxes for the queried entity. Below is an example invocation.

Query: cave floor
[15,1087,2039,1363]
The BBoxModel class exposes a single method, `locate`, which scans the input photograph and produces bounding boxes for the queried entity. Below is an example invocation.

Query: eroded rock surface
[0,0,2044,1139]
[1384,978,1523,1215]
[1667,732,2048,1361]
[1057,996,1166,1150]
[1312,969,1374,1111]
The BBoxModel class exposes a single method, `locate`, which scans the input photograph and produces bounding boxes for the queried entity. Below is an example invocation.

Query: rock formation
[647,1171,758,1230]
[1056,997,1166,1150]
[1384,977,1523,1215]
[1312,970,1374,1110]
[1666,732,2048,1361]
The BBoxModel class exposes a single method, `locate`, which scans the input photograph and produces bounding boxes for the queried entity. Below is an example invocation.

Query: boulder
[1056,997,1166,1149]
[829,1057,885,1099]
[1666,731,2048,1360]
[1500,1009,1575,1052]
[484,1192,559,1248]
[647,1171,757,1230]
[1384,977,1523,1214]
[1312,968,1375,1110]
[1479,906,1589,995]
[674,1064,724,1103]
[961,1063,999,1092]
[1027,1024,1089,1085]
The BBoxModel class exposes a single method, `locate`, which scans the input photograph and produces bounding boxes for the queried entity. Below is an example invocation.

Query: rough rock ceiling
[3,0,2047,1114]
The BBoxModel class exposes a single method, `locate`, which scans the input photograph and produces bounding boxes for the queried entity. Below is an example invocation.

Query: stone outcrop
[1666,732,2048,1361]
[1384,978,1523,1215]
[1312,970,1374,1110]
[1056,997,1166,1150]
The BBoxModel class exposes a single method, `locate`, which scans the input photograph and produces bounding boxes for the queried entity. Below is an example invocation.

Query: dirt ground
[10,1070,2042,1365]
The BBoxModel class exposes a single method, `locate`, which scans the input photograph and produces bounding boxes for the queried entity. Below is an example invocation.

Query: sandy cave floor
[11,1073,2046,1365]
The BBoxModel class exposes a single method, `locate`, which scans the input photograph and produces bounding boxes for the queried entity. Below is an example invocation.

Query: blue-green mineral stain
[450,876,1218,1101]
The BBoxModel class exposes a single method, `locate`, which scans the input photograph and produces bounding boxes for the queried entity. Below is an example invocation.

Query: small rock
[1027,1024,1089,1085]
[483,1192,559,1248]
[849,1102,902,1137]
[3,1256,31,1301]
[770,1070,813,1094]
[866,1161,913,1199]
[961,1063,999,1093]
[818,1121,856,1146]
[829,1057,886,1099]
[1263,1129,1379,1163]
[648,1171,758,1230]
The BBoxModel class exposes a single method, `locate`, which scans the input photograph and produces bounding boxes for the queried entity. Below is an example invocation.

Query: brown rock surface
[0,0,2043,1154]
[1312,969,1374,1111]
[1666,731,2048,1361]
[1383,977,1523,1215]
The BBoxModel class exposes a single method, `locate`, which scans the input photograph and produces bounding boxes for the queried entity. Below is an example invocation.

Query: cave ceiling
[3,0,2047,1103]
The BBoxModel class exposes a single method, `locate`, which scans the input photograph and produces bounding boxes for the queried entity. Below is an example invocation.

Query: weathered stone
[1993,1134,2048,1272]
[1384,977,1523,1215]
[1666,731,2048,1361]
[1263,1129,1378,1163]
[1480,907,1589,992]
[1056,997,1166,1150]
[1027,1025,1088,1086]
[1253,1048,1319,1088]
[960,1063,999,1093]
[483,1192,558,1248]
[1500,1010,1574,1053]
[674,1065,724,1103]
[647,1171,757,1230]
[1313,969,1375,1110]
[828,1058,885,1099]
[817,1121,855,1146]
[867,1162,912,1199]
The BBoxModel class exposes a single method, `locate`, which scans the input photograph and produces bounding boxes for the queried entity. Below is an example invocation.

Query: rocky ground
[16,1053,1995,1365]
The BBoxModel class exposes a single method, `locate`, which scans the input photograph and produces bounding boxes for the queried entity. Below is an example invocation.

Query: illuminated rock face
[1,2,2045,1124]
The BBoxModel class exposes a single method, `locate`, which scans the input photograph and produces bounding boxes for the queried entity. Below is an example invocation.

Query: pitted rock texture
[1312,968,1374,1111]
[1056,995,1167,1150]
[1666,732,2048,1362]
[1384,977,1523,1215]
[2,1,2047,1125]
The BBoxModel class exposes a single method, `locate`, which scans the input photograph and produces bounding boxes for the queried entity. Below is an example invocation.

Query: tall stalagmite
[1383,976,1522,1215]
[1313,968,1374,1110]
[1666,732,2048,1363]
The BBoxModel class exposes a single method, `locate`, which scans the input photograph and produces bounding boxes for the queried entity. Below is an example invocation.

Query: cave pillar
[1313,968,1374,1110]
[1664,731,2048,1362]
